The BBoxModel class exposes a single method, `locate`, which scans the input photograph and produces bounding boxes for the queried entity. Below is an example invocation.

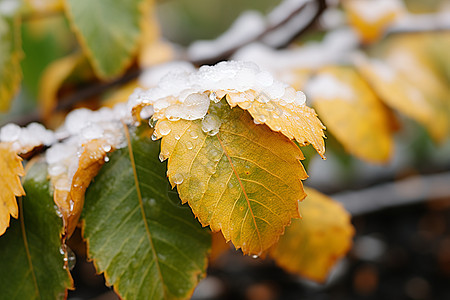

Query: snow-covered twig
[190,0,327,65]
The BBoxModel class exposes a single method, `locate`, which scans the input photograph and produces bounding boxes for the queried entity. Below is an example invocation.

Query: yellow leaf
[0,14,22,111]
[0,142,25,236]
[270,187,354,282]
[307,66,394,163]
[356,40,449,142]
[220,90,326,158]
[137,3,173,68]
[345,0,404,43]
[25,0,63,13]
[53,139,108,237]
[38,52,84,121]
[157,104,307,255]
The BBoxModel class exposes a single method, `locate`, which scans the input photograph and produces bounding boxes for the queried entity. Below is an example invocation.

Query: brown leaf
[53,139,108,237]
[0,142,25,236]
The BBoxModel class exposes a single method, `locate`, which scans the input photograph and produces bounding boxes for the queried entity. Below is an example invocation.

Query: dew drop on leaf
[158,120,172,136]
[173,173,184,184]
[189,131,198,139]
[186,141,194,150]
[148,117,157,128]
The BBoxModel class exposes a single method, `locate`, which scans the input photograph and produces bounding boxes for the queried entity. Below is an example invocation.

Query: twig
[191,0,327,66]
[0,68,141,127]
[331,171,450,216]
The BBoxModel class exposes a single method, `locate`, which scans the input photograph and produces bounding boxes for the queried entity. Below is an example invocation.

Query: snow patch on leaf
[130,61,325,156]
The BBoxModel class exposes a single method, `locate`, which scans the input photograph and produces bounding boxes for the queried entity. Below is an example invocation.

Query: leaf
[53,139,108,238]
[64,0,149,79]
[38,52,84,120]
[0,142,25,236]
[157,103,307,255]
[25,0,63,13]
[270,187,354,282]
[222,91,326,158]
[0,160,73,299]
[307,66,394,163]
[357,34,450,142]
[82,126,211,299]
[344,0,404,43]
[0,12,22,111]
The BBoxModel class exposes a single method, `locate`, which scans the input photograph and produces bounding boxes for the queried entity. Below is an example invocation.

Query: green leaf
[64,0,147,79]
[83,126,211,300]
[0,161,73,299]
[0,12,22,111]
[158,102,308,255]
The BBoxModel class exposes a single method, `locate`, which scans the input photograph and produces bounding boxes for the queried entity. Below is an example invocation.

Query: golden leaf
[137,3,173,68]
[53,139,108,237]
[270,187,354,282]
[356,39,449,142]
[308,66,393,163]
[157,104,307,255]
[0,142,25,236]
[220,90,326,158]
[344,0,404,43]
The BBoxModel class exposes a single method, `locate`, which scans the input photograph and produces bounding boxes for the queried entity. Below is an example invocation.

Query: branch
[331,171,450,216]
[0,68,141,127]
[191,0,327,66]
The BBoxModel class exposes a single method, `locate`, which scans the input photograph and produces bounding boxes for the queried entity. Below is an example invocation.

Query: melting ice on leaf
[129,61,326,255]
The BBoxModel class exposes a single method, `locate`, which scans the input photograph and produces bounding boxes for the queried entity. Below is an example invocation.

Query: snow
[0,0,20,16]
[0,122,56,153]
[188,11,266,61]
[233,29,359,76]
[263,0,316,47]
[130,61,308,126]
[139,61,195,88]
[306,73,355,102]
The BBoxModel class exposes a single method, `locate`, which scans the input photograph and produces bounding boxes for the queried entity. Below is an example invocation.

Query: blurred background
[1,0,450,299]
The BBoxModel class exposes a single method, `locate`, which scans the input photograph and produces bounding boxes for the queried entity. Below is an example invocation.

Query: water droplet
[252,255,259,259]
[189,131,198,139]
[202,114,221,135]
[54,205,63,218]
[104,156,110,162]
[173,173,184,184]
[208,128,219,136]
[102,144,112,152]
[186,141,194,150]
[167,115,180,122]
[209,92,216,101]
[273,124,281,131]
[148,117,157,128]
[174,134,180,140]
[206,162,216,174]
[151,133,158,141]
[158,120,171,136]
[62,246,76,271]
[158,153,165,162]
